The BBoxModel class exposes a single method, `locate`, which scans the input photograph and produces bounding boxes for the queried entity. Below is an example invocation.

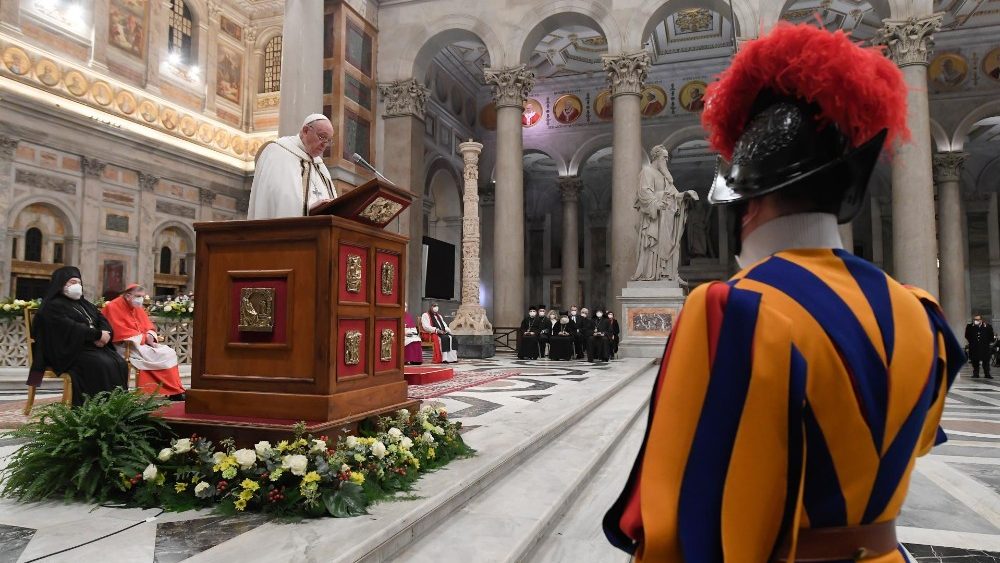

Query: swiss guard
[604,23,964,562]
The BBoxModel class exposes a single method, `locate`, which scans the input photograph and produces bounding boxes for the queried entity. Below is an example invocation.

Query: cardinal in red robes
[103,284,185,400]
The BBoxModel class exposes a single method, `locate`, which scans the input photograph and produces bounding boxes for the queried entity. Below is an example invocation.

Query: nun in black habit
[27,266,128,406]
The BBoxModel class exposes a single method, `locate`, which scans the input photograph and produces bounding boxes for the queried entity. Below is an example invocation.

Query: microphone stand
[352,153,395,185]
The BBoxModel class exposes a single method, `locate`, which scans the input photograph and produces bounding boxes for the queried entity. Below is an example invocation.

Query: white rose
[387,428,402,441]
[421,431,435,444]
[400,437,413,450]
[371,441,387,459]
[194,481,210,495]
[344,436,358,449]
[172,438,192,454]
[212,452,226,465]
[281,454,309,476]
[188,305,194,312]
[2,304,10,311]
[254,441,272,459]
[164,304,173,312]
[340,464,351,473]
[233,448,257,470]
[142,463,158,481]
[310,439,327,453]
[397,408,410,418]
[157,448,173,462]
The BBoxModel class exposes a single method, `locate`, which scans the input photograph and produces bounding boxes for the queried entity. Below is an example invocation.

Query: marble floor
[0,358,997,562]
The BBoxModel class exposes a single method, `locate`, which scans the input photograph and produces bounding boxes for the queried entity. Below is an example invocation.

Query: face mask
[130,297,144,308]
[975,320,982,326]
[560,318,569,325]
[596,312,603,318]
[432,306,439,313]
[529,312,536,317]
[581,313,588,318]
[570,310,577,315]
[64,284,83,300]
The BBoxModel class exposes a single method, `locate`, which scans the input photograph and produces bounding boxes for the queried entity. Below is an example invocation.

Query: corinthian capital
[602,51,651,96]
[557,176,583,203]
[378,78,430,119]
[933,151,967,184]
[82,157,107,178]
[138,172,159,192]
[875,14,943,67]
[0,135,17,159]
[484,65,535,109]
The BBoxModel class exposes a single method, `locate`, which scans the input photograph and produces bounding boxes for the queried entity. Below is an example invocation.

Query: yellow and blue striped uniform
[605,248,963,562]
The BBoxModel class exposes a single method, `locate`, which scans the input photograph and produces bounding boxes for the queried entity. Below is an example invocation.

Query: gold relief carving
[360,197,404,225]
[197,122,214,143]
[138,99,157,122]
[64,70,88,96]
[380,261,394,295]
[380,328,395,362]
[180,115,197,137]
[34,59,61,86]
[160,107,179,130]
[238,287,275,332]
[2,46,30,75]
[344,330,362,365]
[214,129,231,149]
[231,137,246,156]
[346,254,363,293]
[249,139,263,156]
[675,8,713,34]
[115,90,136,114]
[91,81,113,106]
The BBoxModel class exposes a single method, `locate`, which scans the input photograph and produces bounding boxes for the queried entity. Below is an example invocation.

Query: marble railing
[0,316,192,367]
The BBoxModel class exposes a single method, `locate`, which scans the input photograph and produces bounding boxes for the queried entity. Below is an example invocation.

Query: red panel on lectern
[337,318,367,380]
[375,251,400,306]
[374,318,400,373]
[338,244,369,304]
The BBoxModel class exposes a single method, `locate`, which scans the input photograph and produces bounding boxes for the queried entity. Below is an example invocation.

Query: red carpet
[404,366,454,385]
[407,369,521,399]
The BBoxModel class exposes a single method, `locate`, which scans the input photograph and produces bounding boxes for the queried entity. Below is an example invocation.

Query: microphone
[352,153,394,185]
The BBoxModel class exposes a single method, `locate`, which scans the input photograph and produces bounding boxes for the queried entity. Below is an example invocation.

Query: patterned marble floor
[0,357,998,562]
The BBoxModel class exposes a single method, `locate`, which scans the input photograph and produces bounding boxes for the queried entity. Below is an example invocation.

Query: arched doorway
[10,202,73,300]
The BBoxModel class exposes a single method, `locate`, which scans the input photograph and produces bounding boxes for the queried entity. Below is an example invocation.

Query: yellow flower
[191,475,200,483]
[238,489,254,501]
[276,440,290,452]
[349,471,365,485]
[302,471,320,484]
[234,498,247,511]
[427,448,436,459]
[240,479,260,492]
[175,482,188,493]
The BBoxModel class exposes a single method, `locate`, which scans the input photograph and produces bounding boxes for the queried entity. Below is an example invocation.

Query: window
[24,228,42,262]
[263,36,282,93]
[11,238,17,260]
[53,243,64,264]
[160,246,172,274]
[167,0,193,64]
[179,258,187,275]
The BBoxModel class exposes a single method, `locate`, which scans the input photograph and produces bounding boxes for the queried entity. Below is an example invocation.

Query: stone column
[450,141,494,356]
[484,65,535,327]
[526,216,545,307]
[602,52,650,311]
[137,172,159,290]
[871,197,884,268]
[0,136,17,298]
[378,78,429,318]
[934,152,967,334]
[588,208,610,310]
[245,25,263,131]
[480,184,495,318]
[987,194,1000,322]
[558,176,582,309]
[875,15,943,296]
[277,0,324,136]
[79,157,107,287]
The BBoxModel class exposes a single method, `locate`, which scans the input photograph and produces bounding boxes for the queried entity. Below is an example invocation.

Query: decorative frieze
[484,65,536,109]
[378,78,430,119]
[14,169,76,194]
[156,200,196,219]
[875,14,943,67]
[933,151,968,184]
[602,51,651,96]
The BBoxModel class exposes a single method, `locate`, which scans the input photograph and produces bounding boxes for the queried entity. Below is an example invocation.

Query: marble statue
[685,200,714,259]
[631,145,699,283]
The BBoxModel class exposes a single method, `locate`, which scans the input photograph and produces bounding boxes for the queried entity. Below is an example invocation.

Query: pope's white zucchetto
[302,114,330,128]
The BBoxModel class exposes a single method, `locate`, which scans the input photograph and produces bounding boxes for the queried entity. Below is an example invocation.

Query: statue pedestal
[617,281,687,359]
[450,304,495,358]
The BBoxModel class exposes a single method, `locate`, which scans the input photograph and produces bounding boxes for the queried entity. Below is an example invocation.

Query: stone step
[183,358,655,563]
[389,365,655,563]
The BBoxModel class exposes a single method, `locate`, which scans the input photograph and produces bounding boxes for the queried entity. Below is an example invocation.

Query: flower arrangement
[148,294,194,320]
[125,405,472,518]
[0,298,40,319]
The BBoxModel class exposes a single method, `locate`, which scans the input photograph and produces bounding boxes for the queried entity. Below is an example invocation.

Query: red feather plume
[701,23,911,161]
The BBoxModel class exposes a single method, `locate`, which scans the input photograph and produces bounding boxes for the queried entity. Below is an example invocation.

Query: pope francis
[248,114,338,219]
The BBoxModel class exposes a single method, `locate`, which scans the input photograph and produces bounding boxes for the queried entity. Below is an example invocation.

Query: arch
[428,169,463,219]
[152,220,195,252]
[254,25,283,51]
[512,2,623,65]
[424,155,463,199]
[7,195,80,240]
[930,118,950,152]
[975,155,1000,194]
[951,99,1000,151]
[628,0,748,52]
[568,133,613,175]
[523,144,568,176]
[661,124,708,153]
[167,0,196,63]
[260,35,283,94]
[396,17,503,83]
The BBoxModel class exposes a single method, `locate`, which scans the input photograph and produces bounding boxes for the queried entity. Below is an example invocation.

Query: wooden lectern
[180,180,416,435]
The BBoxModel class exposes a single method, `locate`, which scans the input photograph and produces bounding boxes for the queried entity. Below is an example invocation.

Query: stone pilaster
[987,194,1000,322]
[484,66,534,326]
[934,151,968,334]
[588,208,610,309]
[558,176,583,309]
[277,0,324,136]
[137,172,159,289]
[451,141,493,348]
[875,14,942,296]
[378,79,430,119]
[603,52,649,313]
[198,188,217,221]
[0,136,18,298]
[91,0,111,68]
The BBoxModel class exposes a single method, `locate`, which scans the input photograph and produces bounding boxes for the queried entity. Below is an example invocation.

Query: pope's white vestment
[248,135,337,219]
